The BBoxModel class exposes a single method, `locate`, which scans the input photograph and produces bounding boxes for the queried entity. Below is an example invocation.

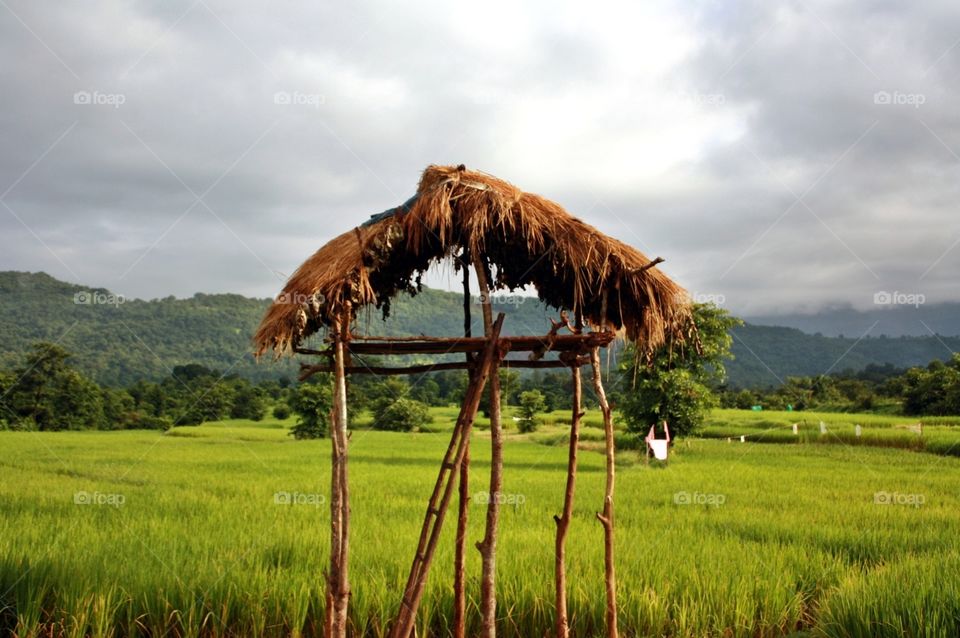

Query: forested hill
[1,271,958,388]
[727,324,960,388]
[0,271,554,386]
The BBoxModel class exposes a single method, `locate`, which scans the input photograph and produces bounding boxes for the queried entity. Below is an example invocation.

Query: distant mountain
[727,323,960,388]
[0,271,554,386]
[744,303,960,338]
[1,272,958,389]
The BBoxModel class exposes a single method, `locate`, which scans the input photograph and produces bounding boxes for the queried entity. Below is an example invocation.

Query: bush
[230,384,267,421]
[129,413,173,430]
[373,398,432,432]
[518,390,547,433]
[272,404,292,420]
[290,383,332,439]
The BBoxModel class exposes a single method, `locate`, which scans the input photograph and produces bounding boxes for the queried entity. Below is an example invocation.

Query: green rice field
[2,409,959,637]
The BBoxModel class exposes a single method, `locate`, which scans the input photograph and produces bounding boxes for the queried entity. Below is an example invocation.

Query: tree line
[2,313,958,436]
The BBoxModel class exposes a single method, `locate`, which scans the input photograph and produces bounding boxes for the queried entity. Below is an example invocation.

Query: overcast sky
[1,0,958,315]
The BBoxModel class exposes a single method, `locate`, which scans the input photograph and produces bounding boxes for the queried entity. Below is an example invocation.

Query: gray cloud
[1,0,958,316]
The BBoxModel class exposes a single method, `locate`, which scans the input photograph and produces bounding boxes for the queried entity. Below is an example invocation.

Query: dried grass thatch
[255,164,693,357]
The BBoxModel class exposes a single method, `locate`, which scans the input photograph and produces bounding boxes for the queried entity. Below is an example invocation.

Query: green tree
[128,380,171,417]
[619,304,740,437]
[517,389,546,433]
[900,355,960,416]
[178,377,235,425]
[0,370,13,429]
[230,380,267,421]
[6,342,105,431]
[409,378,441,406]
[8,342,72,430]
[290,382,332,439]
[499,369,521,405]
[51,370,104,430]
[373,397,432,432]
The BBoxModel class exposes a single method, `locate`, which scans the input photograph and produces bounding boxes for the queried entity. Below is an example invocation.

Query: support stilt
[553,363,582,638]
[473,256,502,638]
[390,314,506,638]
[591,345,619,638]
[326,305,352,638]
[454,255,473,638]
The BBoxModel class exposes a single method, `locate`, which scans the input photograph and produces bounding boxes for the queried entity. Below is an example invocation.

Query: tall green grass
[2,414,959,636]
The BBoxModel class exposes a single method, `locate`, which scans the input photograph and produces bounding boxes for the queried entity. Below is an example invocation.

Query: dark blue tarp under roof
[362,194,419,227]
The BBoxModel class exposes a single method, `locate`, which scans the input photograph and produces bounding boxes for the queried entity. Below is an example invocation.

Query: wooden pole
[326,303,352,638]
[553,362,583,638]
[454,255,472,638]
[592,290,618,638]
[473,255,502,638]
[390,314,506,638]
[295,332,614,356]
[298,358,589,381]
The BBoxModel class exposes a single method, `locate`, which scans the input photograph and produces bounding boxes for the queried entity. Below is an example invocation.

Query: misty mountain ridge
[744,301,960,338]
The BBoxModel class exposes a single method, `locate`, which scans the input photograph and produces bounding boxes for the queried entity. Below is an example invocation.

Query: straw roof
[254,164,694,357]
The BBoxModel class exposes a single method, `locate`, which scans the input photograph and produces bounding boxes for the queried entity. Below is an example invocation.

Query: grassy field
[2,410,960,637]
[702,408,960,457]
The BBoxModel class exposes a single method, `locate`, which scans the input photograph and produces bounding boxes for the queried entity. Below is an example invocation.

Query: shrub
[290,383,332,439]
[373,398,431,432]
[272,404,292,420]
[518,390,547,433]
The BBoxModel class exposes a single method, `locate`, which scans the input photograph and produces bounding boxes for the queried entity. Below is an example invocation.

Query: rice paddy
[2,409,959,637]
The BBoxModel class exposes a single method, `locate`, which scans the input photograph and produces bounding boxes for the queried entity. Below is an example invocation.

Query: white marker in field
[792,423,798,435]
[740,435,746,443]
[855,424,862,437]
[820,421,827,434]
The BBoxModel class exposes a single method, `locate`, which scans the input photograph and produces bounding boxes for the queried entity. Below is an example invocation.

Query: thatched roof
[254,164,693,357]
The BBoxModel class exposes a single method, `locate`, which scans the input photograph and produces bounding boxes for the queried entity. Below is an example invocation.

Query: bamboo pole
[326,303,352,638]
[390,314,506,638]
[454,256,472,638]
[553,362,582,638]
[473,255,502,638]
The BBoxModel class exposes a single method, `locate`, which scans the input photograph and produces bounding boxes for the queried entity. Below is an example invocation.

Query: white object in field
[645,422,671,461]
[512,416,521,422]
[649,439,669,460]
[740,435,746,443]
[855,424,862,437]
[820,421,827,434]
[792,423,799,435]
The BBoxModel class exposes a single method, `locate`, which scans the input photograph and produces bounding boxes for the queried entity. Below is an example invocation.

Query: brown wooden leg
[554,365,582,638]
[591,347,619,638]
[390,314,506,638]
